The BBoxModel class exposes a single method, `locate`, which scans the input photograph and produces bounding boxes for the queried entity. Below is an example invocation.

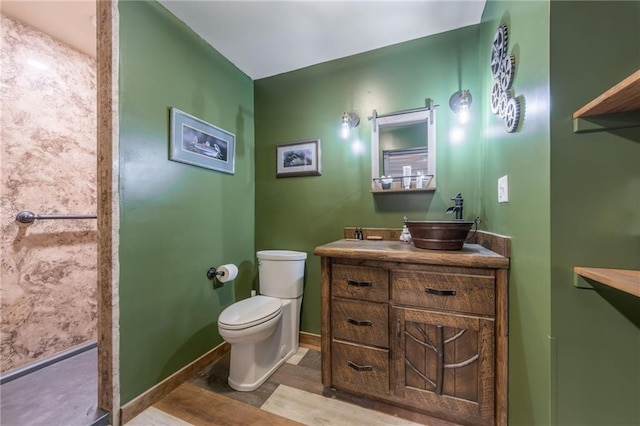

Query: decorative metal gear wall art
[491,25,508,77]
[499,54,516,92]
[490,24,521,133]
[490,81,501,115]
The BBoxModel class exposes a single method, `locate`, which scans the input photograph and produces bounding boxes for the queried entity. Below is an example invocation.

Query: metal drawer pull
[425,288,457,296]
[347,317,372,326]
[348,361,372,372]
[347,279,372,287]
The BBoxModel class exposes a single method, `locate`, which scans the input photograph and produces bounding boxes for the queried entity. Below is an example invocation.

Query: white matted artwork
[169,107,235,174]
[276,139,321,178]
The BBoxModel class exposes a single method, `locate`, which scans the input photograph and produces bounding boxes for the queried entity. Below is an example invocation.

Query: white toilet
[217,250,307,391]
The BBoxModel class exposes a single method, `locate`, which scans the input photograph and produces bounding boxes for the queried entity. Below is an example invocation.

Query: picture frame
[276,139,322,178]
[169,107,235,174]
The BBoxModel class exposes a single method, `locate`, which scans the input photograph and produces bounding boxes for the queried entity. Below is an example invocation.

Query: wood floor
[125,345,459,426]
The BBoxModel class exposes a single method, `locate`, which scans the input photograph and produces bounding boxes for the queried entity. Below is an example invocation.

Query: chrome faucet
[446,193,464,220]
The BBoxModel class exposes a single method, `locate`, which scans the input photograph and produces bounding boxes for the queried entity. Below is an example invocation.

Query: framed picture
[169,107,235,174]
[276,139,322,178]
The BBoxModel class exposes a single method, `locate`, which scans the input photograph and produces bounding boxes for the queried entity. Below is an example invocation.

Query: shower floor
[0,347,108,426]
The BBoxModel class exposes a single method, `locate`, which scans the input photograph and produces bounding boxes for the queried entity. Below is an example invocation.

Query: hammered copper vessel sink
[405,220,474,250]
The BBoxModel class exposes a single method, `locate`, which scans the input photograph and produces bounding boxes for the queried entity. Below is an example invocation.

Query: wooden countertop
[314,239,509,269]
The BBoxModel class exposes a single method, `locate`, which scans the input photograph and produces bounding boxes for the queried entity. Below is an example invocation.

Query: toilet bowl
[218,296,282,345]
[217,250,307,391]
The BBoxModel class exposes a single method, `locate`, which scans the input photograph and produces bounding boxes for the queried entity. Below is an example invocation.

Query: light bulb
[449,90,472,125]
[458,103,470,124]
[341,120,350,139]
[340,111,360,139]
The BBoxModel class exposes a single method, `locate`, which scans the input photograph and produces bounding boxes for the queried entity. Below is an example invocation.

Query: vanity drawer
[392,270,495,317]
[331,299,388,347]
[332,340,389,396]
[332,264,388,302]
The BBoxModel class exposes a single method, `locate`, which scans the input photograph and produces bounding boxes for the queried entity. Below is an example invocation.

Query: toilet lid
[257,250,307,261]
[218,295,282,330]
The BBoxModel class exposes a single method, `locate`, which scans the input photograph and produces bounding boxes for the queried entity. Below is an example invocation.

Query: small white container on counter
[402,166,412,189]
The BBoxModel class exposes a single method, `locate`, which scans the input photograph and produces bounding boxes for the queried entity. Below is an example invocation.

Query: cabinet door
[392,307,495,426]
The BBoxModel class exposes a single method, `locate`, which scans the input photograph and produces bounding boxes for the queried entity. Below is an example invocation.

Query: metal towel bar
[15,210,97,224]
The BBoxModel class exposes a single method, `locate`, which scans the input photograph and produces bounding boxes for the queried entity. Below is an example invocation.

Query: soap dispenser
[400,216,412,243]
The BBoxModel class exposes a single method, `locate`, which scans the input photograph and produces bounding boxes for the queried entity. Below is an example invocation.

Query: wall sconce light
[341,111,360,139]
[449,90,472,124]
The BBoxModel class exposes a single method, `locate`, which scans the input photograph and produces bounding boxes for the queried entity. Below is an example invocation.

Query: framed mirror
[370,100,436,192]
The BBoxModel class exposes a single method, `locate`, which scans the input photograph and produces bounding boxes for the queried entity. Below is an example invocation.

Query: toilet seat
[218,295,282,331]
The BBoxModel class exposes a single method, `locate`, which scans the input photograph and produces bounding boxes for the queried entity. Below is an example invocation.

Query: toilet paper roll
[216,264,238,283]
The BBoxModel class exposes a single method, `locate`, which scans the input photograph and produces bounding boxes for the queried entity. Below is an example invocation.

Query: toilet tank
[257,250,307,298]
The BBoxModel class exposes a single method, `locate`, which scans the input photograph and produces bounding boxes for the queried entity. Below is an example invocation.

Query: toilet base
[227,298,300,391]
[228,344,293,391]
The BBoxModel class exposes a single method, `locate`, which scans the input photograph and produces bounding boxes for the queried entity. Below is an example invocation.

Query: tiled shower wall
[0,15,97,373]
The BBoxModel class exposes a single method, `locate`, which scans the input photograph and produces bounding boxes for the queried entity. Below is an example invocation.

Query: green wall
[549,2,640,424]
[255,26,484,335]
[479,1,640,424]
[480,2,552,424]
[116,1,639,422]
[118,1,255,404]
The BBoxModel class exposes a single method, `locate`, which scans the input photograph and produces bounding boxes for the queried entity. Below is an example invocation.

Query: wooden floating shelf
[573,70,640,118]
[574,267,640,297]
[573,69,640,133]
[371,188,435,194]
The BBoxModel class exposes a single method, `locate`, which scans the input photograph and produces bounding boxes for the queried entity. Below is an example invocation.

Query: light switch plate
[498,175,509,203]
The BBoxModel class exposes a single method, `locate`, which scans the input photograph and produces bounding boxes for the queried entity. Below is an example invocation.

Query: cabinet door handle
[347,279,372,287]
[425,288,456,296]
[347,317,372,326]
[348,361,373,372]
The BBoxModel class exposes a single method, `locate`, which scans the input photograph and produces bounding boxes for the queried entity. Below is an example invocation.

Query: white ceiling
[1,0,486,80]
[159,1,487,79]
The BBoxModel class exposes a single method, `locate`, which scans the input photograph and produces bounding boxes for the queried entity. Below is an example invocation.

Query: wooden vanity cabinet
[329,264,390,397]
[316,238,509,426]
[391,266,497,425]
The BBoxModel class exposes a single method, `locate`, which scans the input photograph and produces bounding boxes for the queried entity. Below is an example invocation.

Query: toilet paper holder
[206,264,238,282]
[206,267,224,280]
